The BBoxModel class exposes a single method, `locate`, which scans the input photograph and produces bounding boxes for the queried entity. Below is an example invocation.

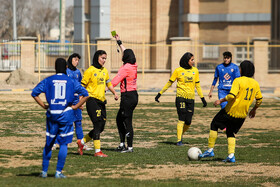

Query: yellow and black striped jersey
[81,66,112,102]
[225,76,262,118]
[159,67,204,99]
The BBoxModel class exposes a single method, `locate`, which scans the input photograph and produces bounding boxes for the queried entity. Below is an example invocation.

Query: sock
[83,134,92,144]
[177,120,184,142]
[55,171,61,174]
[81,138,85,145]
[208,130,218,148]
[94,140,101,153]
[75,121,84,140]
[128,147,133,150]
[207,148,213,152]
[42,143,52,172]
[120,142,124,147]
[228,153,234,158]
[56,144,68,172]
[228,137,236,155]
[183,124,190,134]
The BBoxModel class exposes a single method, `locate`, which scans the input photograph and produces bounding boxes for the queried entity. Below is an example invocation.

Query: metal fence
[1,40,280,72]
[0,41,21,71]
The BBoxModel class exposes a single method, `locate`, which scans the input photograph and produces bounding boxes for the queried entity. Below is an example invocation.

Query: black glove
[117,40,122,46]
[155,93,161,103]
[201,97,207,107]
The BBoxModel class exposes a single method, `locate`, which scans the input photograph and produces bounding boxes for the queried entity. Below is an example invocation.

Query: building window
[235,45,253,65]
[203,44,219,59]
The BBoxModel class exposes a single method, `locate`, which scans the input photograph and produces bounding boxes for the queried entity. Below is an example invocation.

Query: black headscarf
[92,50,107,69]
[122,49,136,64]
[55,58,67,74]
[223,51,232,67]
[67,53,81,71]
[240,60,255,77]
[179,52,193,69]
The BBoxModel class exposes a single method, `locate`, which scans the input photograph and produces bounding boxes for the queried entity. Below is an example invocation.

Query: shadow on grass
[17,172,55,177]
[159,141,190,145]
[199,158,224,162]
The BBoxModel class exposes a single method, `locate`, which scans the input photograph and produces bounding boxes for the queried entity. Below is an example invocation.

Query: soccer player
[208,51,240,133]
[77,50,119,157]
[155,52,207,146]
[66,53,92,153]
[199,60,262,162]
[32,58,89,178]
[208,51,240,109]
[111,33,138,153]
[52,53,91,153]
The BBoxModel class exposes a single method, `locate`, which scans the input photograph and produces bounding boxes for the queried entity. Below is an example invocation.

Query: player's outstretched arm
[114,34,126,53]
[33,96,48,109]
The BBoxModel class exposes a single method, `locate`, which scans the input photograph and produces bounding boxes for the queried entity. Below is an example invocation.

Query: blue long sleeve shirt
[212,63,240,90]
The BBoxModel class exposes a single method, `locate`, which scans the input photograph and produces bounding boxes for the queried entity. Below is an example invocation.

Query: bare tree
[65,5,74,40]
[26,0,59,39]
[0,0,31,40]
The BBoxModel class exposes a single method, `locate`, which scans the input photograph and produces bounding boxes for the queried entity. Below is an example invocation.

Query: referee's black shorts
[211,109,245,136]
[175,97,194,125]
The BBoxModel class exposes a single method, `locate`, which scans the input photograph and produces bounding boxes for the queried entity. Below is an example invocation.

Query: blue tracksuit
[66,68,84,139]
[211,63,240,109]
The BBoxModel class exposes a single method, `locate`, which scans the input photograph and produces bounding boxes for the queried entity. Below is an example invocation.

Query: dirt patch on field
[72,162,280,182]
[1,157,41,168]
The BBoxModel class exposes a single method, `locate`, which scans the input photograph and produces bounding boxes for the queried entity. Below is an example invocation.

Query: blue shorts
[218,89,230,109]
[46,118,74,146]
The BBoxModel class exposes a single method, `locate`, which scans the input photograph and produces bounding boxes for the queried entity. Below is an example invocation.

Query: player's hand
[71,105,77,110]
[214,99,221,107]
[249,109,256,119]
[79,105,84,110]
[155,93,161,102]
[208,92,212,99]
[115,34,120,40]
[201,97,207,107]
[114,94,119,101]
[43,104,49,110]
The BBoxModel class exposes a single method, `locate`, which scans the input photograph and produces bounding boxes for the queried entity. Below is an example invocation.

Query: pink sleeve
[111,66,127,87]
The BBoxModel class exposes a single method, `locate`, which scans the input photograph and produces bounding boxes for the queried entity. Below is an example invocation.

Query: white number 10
[54,82,66,99]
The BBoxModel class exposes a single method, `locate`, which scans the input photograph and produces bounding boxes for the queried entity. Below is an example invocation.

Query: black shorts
[211,109,245,134]
[86,97,106,123]
[175,97,194,124]
[120,91,138,117]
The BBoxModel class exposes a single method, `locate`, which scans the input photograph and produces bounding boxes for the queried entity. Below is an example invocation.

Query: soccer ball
[187,147,202,161]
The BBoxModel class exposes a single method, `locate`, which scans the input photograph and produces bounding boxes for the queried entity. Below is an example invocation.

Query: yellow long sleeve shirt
[159,67,204,99]
[81,66,112,102]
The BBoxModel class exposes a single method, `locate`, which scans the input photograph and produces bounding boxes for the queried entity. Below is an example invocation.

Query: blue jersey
[66,68,82,104]
[212,63,240,90]
[66,68,82,83]
[31,73,88,124]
